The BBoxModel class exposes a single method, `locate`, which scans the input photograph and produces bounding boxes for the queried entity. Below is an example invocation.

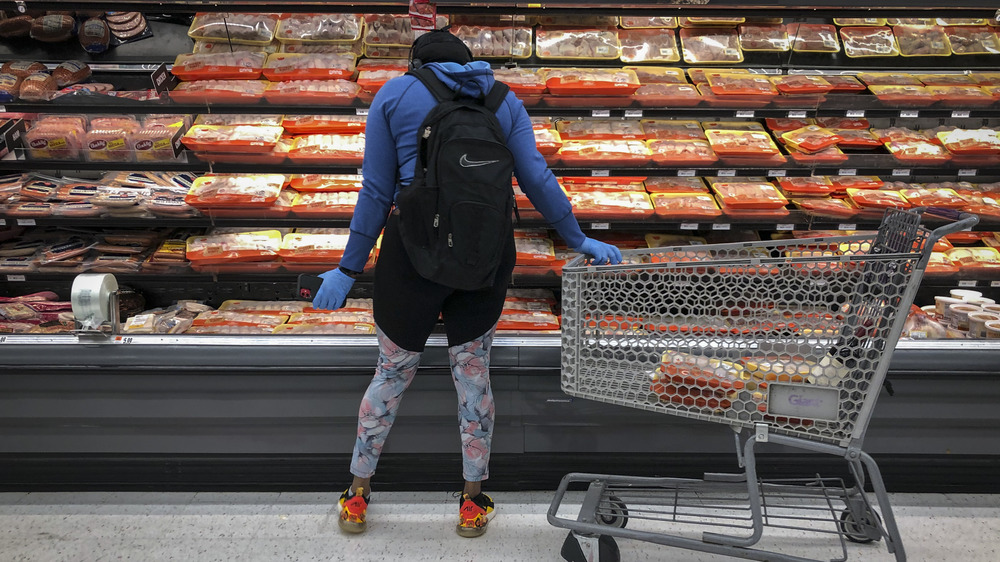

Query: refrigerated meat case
[1,1,999,491]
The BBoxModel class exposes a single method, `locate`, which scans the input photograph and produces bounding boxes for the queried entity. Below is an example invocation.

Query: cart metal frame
[548,208,977,562]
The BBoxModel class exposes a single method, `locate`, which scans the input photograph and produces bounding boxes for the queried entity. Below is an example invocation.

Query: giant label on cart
[766,383,840,422]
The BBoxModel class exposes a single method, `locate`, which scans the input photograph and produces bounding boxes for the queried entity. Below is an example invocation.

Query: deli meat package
[84,116,141,163]
[25,115,88,161]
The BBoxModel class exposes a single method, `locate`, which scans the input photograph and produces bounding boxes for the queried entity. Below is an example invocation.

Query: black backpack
[395,67,515,291]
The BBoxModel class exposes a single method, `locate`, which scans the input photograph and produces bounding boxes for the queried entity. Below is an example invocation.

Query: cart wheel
[839,507,883,544]
[560,531,621,562]
[597,495,629,529]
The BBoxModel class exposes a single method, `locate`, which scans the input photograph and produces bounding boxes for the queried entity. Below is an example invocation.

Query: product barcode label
[712,223,731,231]
[958,280,977,288]
[0,219,5,226]
[846,110,865,118]
[591,169,610,177]
[838,223,857,231]
[776,224,795,231]
[958,169,977,177]
[951,110,971,119]
[356,168,364,175]
[768,169,787,177]
[892,169,910,177]
[16,219,35,226]
[838,169,857,176]
[680,223,698,230]
[355,108,369,116]
[718,169,736,177]
[624,110,643,118]
[900,110,919,118]
[735,110,755,118]
[6,275,25,282]
[677,169,696,177]
[591,109,611,118]
[991,281,1000,288]
[590,222,610,230]
[787,111,807,119]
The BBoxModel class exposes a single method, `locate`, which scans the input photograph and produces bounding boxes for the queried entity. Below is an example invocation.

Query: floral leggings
[350,324,496,482]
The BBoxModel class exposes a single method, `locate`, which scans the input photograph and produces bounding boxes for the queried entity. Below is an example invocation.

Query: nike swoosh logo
[459,154,500,167]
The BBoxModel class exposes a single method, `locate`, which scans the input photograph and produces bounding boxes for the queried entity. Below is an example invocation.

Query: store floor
[1,491,997,561]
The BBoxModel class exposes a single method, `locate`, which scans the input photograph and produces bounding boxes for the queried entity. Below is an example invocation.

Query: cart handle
[922,207,980,243]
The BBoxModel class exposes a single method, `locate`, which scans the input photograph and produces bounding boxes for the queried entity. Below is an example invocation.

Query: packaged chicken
[829,175,883,191]
[770,75,834,95]
[218,300,310,315]
[558,140,651,167]
[497,311,560,331]
[623,66,687,84]
[703,121,766,132]
[781,125,843,153]
[647,139,718,166]
[793,197,859,219]
[787,145,849,165]
[705,129,781,156]
[171,52,267,81]
[24,115,87,161]
[362,45,410,59]
[556,120,644,140]
[194,114,282,127]
[679,17,745,27]
[868,85,938,107]
[452,25,533,58]
[893,25,952,56]
[566,191,654,219]
[620,17,677,29]
[184,174,285,209]
[815,117,870,130]
[193,40,280,54]
[288,191,358,218]
[194,137,292,166]
[777,176,836,196]
[787,23,840,52]
[493,67,547,97]
[641,120,705,141]
[263,79,361,104]
[738,24,790,51]
[946,247,1000,271]
[534,128,563,155]
[168,80,267,104]
[916,74,978,87]
[830,128,881,149]
[886,140,952,163]
[181,125,284,153]
[533,15,618,27]
[282,115,366,135]
[514,236,556,265]
[971,72,1000,85]
[536,27,621,60]
[363,14,416,47]
[634,83,702,107]
[284,41,363,56]
[275,13,363,43]
[542,68,640,96]
[937,128,1000,154]
[644,177,709,193]
[356,69,406,94]
[899,187,966,208]
[288,133,366,165]
[679,27,743,63]
[857,72,922,86]
[650,192,722,219]
[946,26,1000,54]
[764,117,813,133]
[619,28,679,62]
[847,188,910,209]
[262,53,356,81]
[289,174,364,192]
[188,13,278,45]
[186,230,282,264]
[706,72,778,96]
[278,231,350,264]
[696,83,771,109]
[712,181,788,209]
[928,85,996,107]
[560,177,645,193]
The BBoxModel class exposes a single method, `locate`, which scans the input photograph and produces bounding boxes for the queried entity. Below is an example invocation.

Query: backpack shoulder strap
[406,68,456,103]
[483,81,510,114]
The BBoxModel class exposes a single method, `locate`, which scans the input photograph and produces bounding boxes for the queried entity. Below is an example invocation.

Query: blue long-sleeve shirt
[339,61,586,272]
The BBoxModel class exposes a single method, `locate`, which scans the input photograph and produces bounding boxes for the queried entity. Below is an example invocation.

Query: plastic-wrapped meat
[275,14,362,43]
[894,25,951,56]
[452,25,532,58]
[363,15,414,46]
[787,23,839,52]
[902,306,948,339]
[188,13,277,44]
[946,26,1000,54]
[680,28,742,63]
[840,27,900,57]
[619,28,679,62]
[738,24,789,51]
[536,27,621,60]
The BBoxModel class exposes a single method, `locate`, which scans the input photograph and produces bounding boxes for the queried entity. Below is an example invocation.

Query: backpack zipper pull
[448,233,453,248]
[433,214,439,228]
[423,126,432,139]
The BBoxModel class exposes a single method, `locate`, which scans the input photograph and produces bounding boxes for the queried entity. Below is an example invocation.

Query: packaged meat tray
[356,69,406,94]
[535,27,621,60]
[679,17,745,27]
[282,115,366,135]
[834,18,887,26]
[847,188,910,209]
[899,188,966,208]
[688,67,748,85]
[181,125,284,153]
[623,66,687,84]
[647,139,718,166]
[765,117,813,132]
[634,84,698,112]
[193,40,280,54]
[938,18,989,26]
[872,127,931,143]
[777,176,836,196]
[184,174,285,208]
[770,93,827,108]
[696,83,771,109]
[560,177,645,193]
[644,177,709,193]
[679,28,743,64]
[452,25,533,59]
[857,72,922,86]
[787,23,840,53]
[868,85,938,107]
[946,247,1000,270]
[716,197,790,219]
[704,121,766,132]
[822,75,866,93]
[840,27,900,57]
[496,311,560,332]
[705,129,781,156]
[188,13,278,45]
[927,85,996,107]
[893,25,952,56]
[289,174,363,192]
[711,181,788,209]
[195,114,282,127]
[972,72,1000,85]
[816,117,870,130]
[24,116,87,161]
[793,197,858,219]
[706,72,778,96]
[200,189,295,219]
[830,128,881,149]
[290,191,358,218]
[263,79,360,105]
[619,28,680,63]
[356,59,409,72]
[885,140,952,163]
[925,252,959,275]
[650,192,722,219]
[916,74,978,86]
[288,133,366,165]
[557,140,651,167]
[278,231,349,262]
[171,52,267,81]
[641,120,705,141]
[85,118,140,163]
[262,53,357,81]
[493,68,547,96]
[542,68,640,96]
[555,120,644,140]
[945,26,1000,54]
[738,24,790,51]
[781,125,843,153]
[284,41,363,56]
[194,137,292,166]
[363,15,417,47]
[566,191,654,219]
[770,75,834,95]
[534,129,563,155]
[829,175,883,190]
[185,230,282,264]
[275,13,363,43]
[787,145,849,165]
[514,236,556,265]
[168,79,268,104]
[620,17,677,29]
[937,129,1000,154]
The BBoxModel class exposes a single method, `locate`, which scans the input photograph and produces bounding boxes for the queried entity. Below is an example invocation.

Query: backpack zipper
[433,214,439,228]
[423,126,432,139]
[448,233,453,247]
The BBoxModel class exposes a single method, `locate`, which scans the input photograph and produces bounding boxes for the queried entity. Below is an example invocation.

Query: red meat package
[711,182,788,210]
[560,177,645,193]
[623,66,687,84]
[171,52,267,81]
[619,28,680,63]
[647,139,718,166]
[787,23,840,52]
[263,79,360,104]
[840,27,900,57]
[738,24,790,51]
[868,85,939,107]
[706,72,777,96]
[822,75,866,93]
[542,68,640,96]
[650,192,722,219]
[927,85,996,107]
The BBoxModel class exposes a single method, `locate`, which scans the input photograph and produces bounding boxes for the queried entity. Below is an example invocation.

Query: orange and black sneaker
[456,492,494,538]
[338,487,369,534]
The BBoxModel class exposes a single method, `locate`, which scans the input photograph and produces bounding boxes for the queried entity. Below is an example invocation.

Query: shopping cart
[548,208,978,562]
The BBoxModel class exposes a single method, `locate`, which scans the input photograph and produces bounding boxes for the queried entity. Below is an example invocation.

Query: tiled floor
[1,491,998,561]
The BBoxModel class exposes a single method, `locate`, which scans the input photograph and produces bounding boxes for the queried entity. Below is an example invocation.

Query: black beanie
[410,29,473,67]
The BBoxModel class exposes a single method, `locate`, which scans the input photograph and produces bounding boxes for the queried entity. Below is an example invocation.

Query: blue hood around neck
[424,61,496,98]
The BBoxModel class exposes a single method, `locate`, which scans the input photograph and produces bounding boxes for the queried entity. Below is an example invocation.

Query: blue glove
[576,237,623,265]
[312,268,356,311]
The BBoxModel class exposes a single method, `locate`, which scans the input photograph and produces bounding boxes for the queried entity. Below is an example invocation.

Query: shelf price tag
[899,110,919,118]
[712,223,731,231]
[892,169,910,177]
[356,168,364,175]
[846,110,865,118]
[951,110,971,119]
[677,169,696,177]
[958,280,978,288]
[114,336,134,345]
[0,105,5,112]
[838,223,857,231]
[958,169,977,177]
[590,222,610,230]
[149,63,178,95]
[680,223,699,230]
[591,109,611,118]
[787,110,807,119]
[355,108,369,116]
[735,110,755,118]
[624,109,643,118]
[6,275,25,282]
[0,219,5,226]
[776,224,795,231]
[838,169,857,176]
[16,219,35,226]
[718,169,736,177]
[768,169,787,177]
[991,281,1000,288]
[591,169,610,177]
